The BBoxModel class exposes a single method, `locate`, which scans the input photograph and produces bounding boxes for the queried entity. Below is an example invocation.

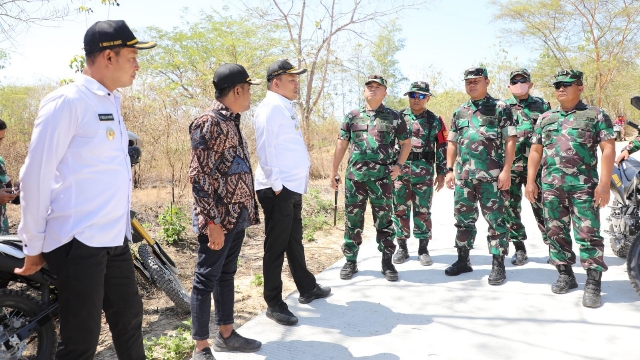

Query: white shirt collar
[266,90,294,110]
[75,74,122,98]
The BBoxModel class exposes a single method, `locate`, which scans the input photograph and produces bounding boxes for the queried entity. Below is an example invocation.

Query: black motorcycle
[607,96,640,296]
[0,132,190,359]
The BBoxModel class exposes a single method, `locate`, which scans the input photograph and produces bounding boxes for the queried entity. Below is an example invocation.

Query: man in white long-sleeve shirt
[14,20,155,360]
[254,59,331,326]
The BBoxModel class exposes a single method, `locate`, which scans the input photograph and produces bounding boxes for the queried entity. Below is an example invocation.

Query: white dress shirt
[253,91,310,194]
[18,74,132,255]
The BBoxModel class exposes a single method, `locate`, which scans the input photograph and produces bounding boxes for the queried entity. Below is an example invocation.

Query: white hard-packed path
[216,142,640,360]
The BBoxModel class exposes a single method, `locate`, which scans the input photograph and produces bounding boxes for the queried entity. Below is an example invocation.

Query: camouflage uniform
[449,94,516,255]
[393,107,447,249]
[624,136,640,154]
[532,101,613,272]
[504,93,551,246]
[339,104,409,261]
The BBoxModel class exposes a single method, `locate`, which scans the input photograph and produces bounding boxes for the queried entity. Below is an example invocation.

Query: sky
[0,0,535,90]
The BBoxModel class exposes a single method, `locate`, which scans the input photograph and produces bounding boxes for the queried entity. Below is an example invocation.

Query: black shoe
[266,303,298,326]
[191,347,215,360]
[340,260,358,280]
[511,241,528,266]
[299,284,331,304]
[393,239,409,264]
[381,252,399,281]
[445,247,473,276]
[488,255,506,285]
[582,269,602,308]
[551,264,578,294]
[212,330,261,353]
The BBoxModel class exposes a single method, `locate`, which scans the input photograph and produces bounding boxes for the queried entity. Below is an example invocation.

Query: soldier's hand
[435,174,445,192]
[594,183,611,209]
[330,174,341,190]
[445,172,455,190]
[391,165,401,180]
[0,188,17,205]
[616,150,630,165]
[525,182,538,203]
[497,170,511,190]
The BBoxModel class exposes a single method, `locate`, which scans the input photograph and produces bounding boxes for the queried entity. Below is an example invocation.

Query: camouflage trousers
[0,205,7,235]
[506,170,548,244]
[393,175,433,254]
[542,185,607,271]
[454,179,509,255]
[342,176,395,261]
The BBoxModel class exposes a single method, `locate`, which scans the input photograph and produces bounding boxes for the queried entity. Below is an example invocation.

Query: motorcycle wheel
[628,234,640,297]
[138,243,191,313]
[609,225,631,258]
[0,289,56,359]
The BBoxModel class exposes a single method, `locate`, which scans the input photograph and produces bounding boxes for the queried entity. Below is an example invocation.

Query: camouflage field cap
[509,68,531,80]
[463,67,488,80]
[553,69,583,84]
[365,74,388,87]
[403,81,433,96]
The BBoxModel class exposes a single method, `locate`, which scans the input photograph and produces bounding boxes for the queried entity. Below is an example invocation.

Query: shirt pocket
[375,119,394,145]
[479,116,499,140]
[569,119,595,144]
[542,122,558,146]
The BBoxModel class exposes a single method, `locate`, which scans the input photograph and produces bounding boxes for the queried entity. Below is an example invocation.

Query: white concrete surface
[216,142,640,360]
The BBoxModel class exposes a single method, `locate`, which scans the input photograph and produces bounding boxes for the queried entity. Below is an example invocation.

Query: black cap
[213,63,262,90]
[266,59,307,81]
[84,20,156,55]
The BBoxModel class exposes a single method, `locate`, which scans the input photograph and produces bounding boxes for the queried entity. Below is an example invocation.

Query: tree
[245,0,426,135]
[492,0,640,107]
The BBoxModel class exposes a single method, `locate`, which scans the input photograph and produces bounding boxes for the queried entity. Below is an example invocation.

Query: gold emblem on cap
[106,127,115,141]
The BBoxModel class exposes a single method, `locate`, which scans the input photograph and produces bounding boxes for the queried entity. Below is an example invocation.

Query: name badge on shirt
[98,114,115,121]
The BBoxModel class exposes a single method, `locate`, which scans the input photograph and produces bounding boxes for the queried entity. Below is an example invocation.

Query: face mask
[510,82,529,97]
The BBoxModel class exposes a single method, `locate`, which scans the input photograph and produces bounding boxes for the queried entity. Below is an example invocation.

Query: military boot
[488,255,506,285]
[551,264,578,294]
[392,239,409,264]
[381,252,399,282]
[340,260,358,280]
[417,239,433,266]
[511,241,528,266]
[444,247,473,276]
[582,269,602,308]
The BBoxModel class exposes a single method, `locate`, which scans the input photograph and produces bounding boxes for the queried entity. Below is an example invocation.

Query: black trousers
[43,238,144,360]
[257,186,316,308]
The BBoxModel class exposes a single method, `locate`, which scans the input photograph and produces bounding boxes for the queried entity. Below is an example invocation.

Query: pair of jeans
[256,186,316,308]
[43,238,144,360]
[191,228,245,340]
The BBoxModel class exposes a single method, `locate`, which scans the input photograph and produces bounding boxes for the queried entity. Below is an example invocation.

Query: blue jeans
[191,228,245,340]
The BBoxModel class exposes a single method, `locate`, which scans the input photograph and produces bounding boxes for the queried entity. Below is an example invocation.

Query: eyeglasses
[554,82,575,90]
[409,93,427,99]
[510,78,529,85]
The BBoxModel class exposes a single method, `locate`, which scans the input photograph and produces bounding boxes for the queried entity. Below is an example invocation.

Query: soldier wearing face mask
[503,69,551,266]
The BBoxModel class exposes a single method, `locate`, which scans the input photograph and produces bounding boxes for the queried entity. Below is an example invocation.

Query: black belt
[407,151,434,162]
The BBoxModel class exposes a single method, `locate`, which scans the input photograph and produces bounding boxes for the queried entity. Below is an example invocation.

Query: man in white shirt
[254,59,331,326]
[14,20,155,360]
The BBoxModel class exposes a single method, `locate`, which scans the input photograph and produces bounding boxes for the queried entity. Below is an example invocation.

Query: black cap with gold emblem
[84,20,157,55]
[266,59,307,81]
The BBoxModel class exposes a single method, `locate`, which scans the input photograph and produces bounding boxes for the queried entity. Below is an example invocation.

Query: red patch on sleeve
[436,116,448,143]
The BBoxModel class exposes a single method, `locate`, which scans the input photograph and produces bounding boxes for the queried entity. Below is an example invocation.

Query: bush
[157,203,188,244]
[301,187,337,242]
[251,273,264,287]
[144,320,192,360]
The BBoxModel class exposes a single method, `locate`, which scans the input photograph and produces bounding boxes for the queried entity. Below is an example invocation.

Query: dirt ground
[6,182,346,359]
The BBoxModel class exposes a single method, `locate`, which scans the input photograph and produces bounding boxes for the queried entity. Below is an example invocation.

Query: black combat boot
[417,239,432,266]
[444,247,473,276]
[551,264,578,294]
[488,255,506,285]
[392,239,409,264]
[381,252,399,281]
[511,241,528,266]
[340,260,358,280]
[582,269,602,308]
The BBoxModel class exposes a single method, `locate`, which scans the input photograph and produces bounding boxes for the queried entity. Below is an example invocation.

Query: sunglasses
[409,93,428,99]
[554,82,575,90]
[510,78,529,85]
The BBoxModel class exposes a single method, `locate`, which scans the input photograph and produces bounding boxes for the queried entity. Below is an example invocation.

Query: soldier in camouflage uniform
[392,81,448,266]
[616,133,640,163]
[503,69,551,266]
[526,70,615,308]
[330,75,411,282]
[0,119,18,235]
[444,67,517,285]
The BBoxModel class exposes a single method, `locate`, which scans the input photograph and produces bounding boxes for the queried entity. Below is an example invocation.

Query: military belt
[407,151,434,163]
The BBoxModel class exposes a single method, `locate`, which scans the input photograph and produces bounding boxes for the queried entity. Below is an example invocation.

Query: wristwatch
[447,167,454,173]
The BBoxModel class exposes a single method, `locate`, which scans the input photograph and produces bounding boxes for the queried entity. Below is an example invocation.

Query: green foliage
[144,319,192,360]
[301,188,337,242]
[251,273,263,287]
[157,203,187,244]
